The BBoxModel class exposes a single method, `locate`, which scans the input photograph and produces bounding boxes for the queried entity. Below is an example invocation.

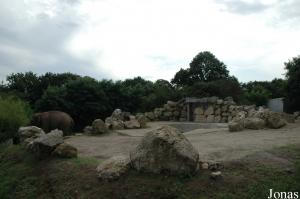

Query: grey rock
[130,126,199,175]
[194,107,204,115]
[18,126,45,143]
[83,126,93,134]
[124,120,141,129]
[244,118,265,130]
[204,106,214,115]
[136,115,147,128]
[30,129,64,159]
[52,143,77,158]
[92,119,109,134]
[96,155,130,181]
[210,171,222,180]
[267,112,287,129]
[216,99,224,105]
[145,112,155,121]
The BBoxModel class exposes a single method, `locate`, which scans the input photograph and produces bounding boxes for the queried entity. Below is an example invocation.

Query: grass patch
[0,145,38,199]
[0,144,299,199]
[68,156,101,167]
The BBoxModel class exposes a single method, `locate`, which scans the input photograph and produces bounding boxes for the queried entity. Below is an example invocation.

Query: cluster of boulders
[84,109,148,134]
[96,125,219,181]
[228,108,288,132]
[18,126,77,159]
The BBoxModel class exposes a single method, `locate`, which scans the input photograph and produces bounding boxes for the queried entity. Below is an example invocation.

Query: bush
[0,96,32,143]
[242,85,271,106]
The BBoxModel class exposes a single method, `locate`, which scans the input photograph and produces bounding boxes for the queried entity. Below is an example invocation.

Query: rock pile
[18,126,77,159]
[105,109,147,130]
[228,108,288,132]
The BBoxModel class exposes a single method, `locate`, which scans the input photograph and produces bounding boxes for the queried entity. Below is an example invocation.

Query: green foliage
[242,85,271,106]
[35,77,110,130]
[0,96,31,142]
[6,72,80,108]
[182,77,242,102]
[285,55,300,112]
[0,145,38,199]
[6,72,41,106]
[172,51,229,87]
[242,78,287,99]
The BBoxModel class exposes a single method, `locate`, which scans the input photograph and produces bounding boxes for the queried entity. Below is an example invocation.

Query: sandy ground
[65,121,300,162]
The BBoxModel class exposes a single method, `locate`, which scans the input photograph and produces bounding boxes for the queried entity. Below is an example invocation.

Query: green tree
[285,55,300,112]
[6,72,41,106]
[171,51,229,87]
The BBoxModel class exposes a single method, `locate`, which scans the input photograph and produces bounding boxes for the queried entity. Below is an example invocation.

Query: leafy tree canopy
[285,55,300,112]
[171,51,229,87]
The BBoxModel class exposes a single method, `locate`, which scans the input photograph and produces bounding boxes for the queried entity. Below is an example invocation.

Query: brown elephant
[31,111,74,135]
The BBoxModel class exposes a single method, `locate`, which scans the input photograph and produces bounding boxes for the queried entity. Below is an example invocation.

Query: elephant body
[31,111,74,135]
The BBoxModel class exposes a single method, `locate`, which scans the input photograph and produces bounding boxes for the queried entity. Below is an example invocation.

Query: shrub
[0,96,32,143]
[242,85,271,106]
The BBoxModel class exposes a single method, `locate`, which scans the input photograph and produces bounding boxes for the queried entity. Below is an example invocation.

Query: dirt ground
[65,121,300,162]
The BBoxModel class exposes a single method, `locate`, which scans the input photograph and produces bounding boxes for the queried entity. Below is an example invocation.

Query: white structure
[267,98,284,112]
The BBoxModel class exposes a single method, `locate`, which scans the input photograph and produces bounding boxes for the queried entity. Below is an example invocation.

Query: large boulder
[92,119,109,134]
[280,113,295,123]
[266,112,287,129]
[96,155,130,181]
[244,117,266,130]
[145,112,155,121]
[111,109,123,120]
[228,121,244,132]
[83,126,93,134]
[18,126,45,143]
[52,143,77,158]
[136,115,147,128]
[29,129,64,159]
[130,126,199,175]
[124,120,141,129]
[105,117,125,130]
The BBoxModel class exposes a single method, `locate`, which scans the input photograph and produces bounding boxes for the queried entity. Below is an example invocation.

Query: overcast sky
[1,0,300,83]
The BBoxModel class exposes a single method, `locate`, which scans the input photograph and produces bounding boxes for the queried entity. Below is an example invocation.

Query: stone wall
[142,97,257,123]
[190,97,256,123]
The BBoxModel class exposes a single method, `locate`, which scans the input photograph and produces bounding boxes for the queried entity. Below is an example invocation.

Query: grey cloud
[214,0,270,15]
[277,0,300,21]
[0,0,110,81]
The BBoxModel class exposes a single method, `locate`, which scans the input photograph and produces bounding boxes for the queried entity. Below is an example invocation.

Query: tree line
[0,51,299,131]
